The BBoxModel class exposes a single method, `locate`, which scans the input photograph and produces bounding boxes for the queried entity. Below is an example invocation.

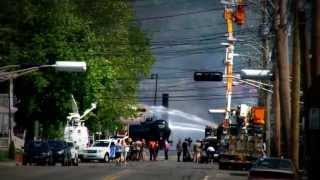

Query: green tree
[0,0,154,138]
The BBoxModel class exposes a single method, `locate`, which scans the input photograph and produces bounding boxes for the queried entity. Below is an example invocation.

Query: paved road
[0,158,248,180]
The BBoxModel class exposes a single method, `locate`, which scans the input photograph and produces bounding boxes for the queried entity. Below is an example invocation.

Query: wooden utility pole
[291,0,301,169]
[299,1,311,170]
[275,0,291,158]
[299,10,311,90]
[273,62,281,157]
[313,0,320,79]
[260,0,271,156]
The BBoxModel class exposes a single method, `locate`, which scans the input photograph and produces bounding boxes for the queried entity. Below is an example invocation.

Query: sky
[132,0,262,142]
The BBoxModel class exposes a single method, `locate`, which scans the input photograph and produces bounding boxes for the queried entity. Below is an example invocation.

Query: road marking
[104,175,118,180]
[103,168,131,180]
[203,175,209,180]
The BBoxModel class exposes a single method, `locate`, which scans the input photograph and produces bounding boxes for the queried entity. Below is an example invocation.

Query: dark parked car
[48,140,72,166]
[22,140,54,165]
[248,157,298,180]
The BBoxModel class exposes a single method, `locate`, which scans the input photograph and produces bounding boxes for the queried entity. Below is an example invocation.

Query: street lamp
[150,73,158,106]
[0,61,86,143]
[240,69,273,81]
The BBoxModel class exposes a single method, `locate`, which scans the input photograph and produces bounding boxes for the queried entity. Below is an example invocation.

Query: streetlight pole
[151,73,158,106]
[1,61,86,144]
[8,78,13,144]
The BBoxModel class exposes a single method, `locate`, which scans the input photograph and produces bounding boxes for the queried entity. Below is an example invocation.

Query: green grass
[0,150,9,161]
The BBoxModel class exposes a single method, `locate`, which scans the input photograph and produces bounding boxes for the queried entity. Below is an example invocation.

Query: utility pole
[313,0,320,79]
[275,0,292,158]
[260,0,271,156]
[299,0,311,170]
[8,78,13,144]
[151,73,158,106]
[272,62,281,157]
[291,0,301,169]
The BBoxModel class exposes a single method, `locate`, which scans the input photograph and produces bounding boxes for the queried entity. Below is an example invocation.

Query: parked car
[81,139,113,162]
[248,157,298,180]
[22,140,54,166]
[48,140,72,166]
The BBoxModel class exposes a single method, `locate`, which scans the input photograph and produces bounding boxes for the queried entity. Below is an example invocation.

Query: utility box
[251,107,265,125]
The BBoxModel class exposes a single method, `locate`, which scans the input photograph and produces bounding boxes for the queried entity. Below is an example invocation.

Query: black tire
[104,153,109,163]
[72,157,79,166]
[22,156,28,166]
[48,156,55,166]
[61,156,67,166]
[219,163,225,170]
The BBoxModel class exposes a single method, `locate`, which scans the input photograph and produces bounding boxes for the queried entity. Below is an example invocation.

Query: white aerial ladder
[64,95,97,152]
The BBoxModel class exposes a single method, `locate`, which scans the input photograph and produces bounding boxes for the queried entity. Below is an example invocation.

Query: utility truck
[63,95,97,160]
[218,104,266,170]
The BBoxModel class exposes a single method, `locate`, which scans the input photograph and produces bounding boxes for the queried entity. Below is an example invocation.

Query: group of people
[176,138,216,163]
[108,138,171,164]
[148,140,170,161]
[109,139,131,164]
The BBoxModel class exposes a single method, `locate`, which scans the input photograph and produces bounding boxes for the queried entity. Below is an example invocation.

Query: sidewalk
[0,160,16,167]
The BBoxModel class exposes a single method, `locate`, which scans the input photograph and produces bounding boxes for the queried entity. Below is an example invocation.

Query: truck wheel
[62,157,67,166]
[22,156,28,166]
[48,156,54,166]
[219,163,225,170]
[73,157,79,166]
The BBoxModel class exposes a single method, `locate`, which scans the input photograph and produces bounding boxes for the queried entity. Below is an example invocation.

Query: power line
[138,96,258,102]
[135,7,224,22]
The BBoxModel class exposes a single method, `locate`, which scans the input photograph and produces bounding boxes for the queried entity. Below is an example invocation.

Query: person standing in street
[148,140,156,161]
[109,142,116,162]
[182,139,188,162]
[154,141,159,161]
[176,139,182,162]
[122,140,129,165]
[164,140,170,160]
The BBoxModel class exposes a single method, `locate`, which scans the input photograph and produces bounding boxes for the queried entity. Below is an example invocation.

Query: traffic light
[194,72,223,81]
[162,93,169,108]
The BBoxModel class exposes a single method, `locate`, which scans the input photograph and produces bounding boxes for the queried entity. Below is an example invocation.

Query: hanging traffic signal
[162,93,169,108]
[194,72,223,81]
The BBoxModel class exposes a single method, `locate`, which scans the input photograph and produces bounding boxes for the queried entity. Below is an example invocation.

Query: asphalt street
[0,158,248,180]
